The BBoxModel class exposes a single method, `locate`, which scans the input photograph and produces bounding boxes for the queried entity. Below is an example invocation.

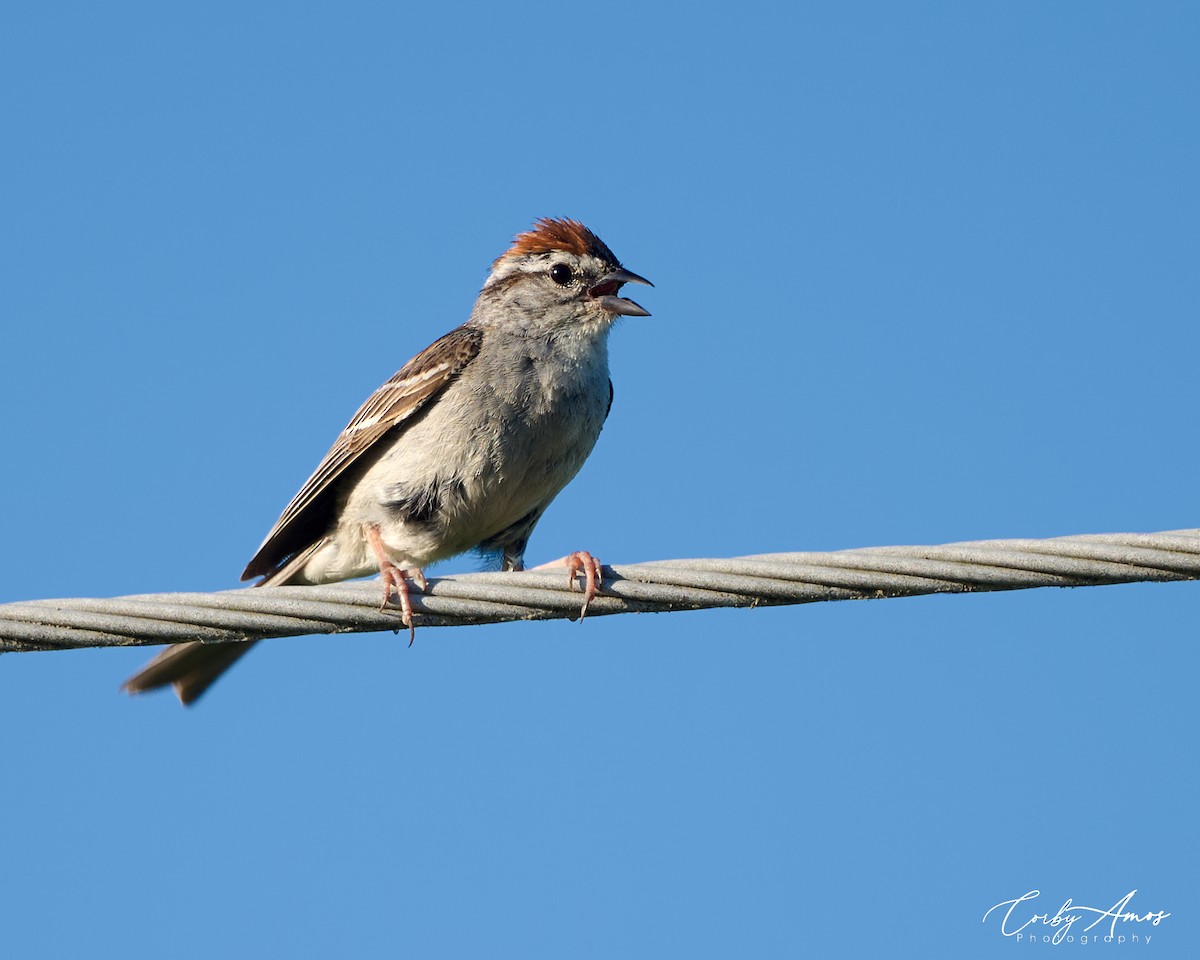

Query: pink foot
[530,551,603,621]
[378,560,426,645]
[366,524,426,645]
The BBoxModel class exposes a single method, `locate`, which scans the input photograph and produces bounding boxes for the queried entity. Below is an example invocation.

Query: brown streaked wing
[241,325,483,581]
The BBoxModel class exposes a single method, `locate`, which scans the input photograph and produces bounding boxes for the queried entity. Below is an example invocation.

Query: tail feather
[121,540,326,705]
[121,640,256,705]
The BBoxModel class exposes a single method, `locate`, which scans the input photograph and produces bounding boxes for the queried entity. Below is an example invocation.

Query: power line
[1,529,1197,654]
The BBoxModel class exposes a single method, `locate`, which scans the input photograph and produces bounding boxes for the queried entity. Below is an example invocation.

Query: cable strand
[1,528,1196,654]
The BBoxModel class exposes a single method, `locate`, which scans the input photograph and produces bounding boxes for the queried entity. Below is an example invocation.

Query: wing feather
[241,325,483,581]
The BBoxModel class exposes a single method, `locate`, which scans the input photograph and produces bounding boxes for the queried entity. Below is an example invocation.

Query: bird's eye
[550,263,574,286]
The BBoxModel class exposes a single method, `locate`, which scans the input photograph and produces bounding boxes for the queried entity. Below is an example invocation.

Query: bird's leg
[528,551,603,621]
[365,524,425,645]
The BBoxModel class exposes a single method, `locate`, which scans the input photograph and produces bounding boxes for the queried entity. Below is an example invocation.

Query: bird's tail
[121,541,325,705]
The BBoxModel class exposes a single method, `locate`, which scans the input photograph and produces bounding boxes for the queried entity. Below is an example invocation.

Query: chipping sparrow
[123,218,651,704]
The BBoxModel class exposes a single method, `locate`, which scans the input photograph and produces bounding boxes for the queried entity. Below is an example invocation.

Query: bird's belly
[333,380,608,569]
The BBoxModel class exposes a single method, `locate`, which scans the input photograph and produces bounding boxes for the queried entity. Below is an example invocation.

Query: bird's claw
[377,561,425,646]
[366,523,426,645]
[531,550,603,621]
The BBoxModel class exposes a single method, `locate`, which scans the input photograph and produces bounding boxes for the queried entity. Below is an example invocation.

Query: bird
[122,217,651,705]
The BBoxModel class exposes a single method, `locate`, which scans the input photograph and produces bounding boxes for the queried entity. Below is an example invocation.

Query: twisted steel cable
[1,529,1197,654]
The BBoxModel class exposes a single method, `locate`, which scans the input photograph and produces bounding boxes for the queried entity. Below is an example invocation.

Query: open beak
[589,268,653,317]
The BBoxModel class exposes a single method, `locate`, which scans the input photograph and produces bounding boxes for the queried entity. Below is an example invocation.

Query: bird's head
[474,218,652,334]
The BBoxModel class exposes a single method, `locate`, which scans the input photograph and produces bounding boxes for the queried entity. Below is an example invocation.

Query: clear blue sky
[2,2,1196,956]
